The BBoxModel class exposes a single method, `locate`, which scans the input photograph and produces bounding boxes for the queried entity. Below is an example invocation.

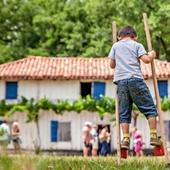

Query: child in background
[133,127,144,157]
[11,122,22,154]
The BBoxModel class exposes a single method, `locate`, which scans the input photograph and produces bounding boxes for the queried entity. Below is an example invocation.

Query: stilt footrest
[154,145,164,156]
[121,148,128,159]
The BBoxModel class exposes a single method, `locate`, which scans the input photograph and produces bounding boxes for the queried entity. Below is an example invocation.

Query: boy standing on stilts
[108,26,162,149]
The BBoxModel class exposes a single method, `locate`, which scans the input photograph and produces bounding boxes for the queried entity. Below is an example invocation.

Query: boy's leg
[129,79,162,146]
[117,80,132,149]
[148,116,162,146]
[148,116,156,129]
[121,123,130,149]
[121,123,130,134]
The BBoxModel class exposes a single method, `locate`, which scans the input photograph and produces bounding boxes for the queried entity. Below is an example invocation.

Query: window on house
[92,82,106,100]
[51,121,71,142]
[80,82,92,97]
[0,120,2,125]
[5,82,18,99]
[80,82,106,99]
[58,122,71,141]
[158,80,168,98]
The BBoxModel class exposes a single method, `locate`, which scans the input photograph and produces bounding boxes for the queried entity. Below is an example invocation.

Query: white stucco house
[0,56,170,154]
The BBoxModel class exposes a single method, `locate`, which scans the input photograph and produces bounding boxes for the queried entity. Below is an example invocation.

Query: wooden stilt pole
[112,21,121,165]
[112,21,117,44]
[143,13,170,167]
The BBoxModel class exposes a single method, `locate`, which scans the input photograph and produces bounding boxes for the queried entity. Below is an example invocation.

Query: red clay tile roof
[0,56,169,80]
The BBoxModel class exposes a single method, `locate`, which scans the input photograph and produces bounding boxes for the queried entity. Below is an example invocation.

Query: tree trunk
[34,121,41,155]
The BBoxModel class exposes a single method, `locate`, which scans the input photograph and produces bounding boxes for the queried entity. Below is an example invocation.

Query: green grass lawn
[0,155,169,170]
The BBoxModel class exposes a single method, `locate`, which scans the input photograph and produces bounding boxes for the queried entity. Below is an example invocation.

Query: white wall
[105,80,115,97]
[0,78,168,101]
[1,110,169,152]
[0,110,116,151]
[19,80,39,100]
[19,80,80,101]
[0,80,80,102]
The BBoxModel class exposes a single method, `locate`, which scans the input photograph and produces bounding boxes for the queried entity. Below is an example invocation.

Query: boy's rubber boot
[150,134,162,146]
[121,137,130,149]
[121,137,129,158]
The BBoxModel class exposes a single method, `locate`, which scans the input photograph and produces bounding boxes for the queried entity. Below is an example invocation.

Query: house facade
[0,56,170,153]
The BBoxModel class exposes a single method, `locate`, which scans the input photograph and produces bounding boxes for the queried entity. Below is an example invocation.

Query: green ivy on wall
[0,95,116,119]
[0,95,169,120]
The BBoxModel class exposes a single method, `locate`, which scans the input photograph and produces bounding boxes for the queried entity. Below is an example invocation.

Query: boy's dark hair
[118,26,137,38]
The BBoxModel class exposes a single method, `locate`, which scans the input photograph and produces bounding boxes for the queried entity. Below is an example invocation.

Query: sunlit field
[0,155,168,170]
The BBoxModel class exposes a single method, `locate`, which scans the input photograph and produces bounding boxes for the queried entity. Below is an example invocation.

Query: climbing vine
[0,95,116,119]
[0,96,170,119]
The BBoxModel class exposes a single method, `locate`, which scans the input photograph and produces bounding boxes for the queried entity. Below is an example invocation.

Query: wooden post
[112,21,121,165]
[143,13,170,166]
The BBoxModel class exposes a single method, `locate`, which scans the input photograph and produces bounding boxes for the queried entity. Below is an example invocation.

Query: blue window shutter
[5,82,18,99]
[0,120,2,125]
[51,120,58,142]
[92,82,106,100]
[158,80,168,98]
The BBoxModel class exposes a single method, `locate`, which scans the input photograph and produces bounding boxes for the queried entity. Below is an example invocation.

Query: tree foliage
[0,0,170,63]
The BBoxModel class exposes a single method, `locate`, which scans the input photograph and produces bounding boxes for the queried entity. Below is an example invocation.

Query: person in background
[11,122,22,154]
[133,126,144,157]
[99,125,111,156]
[0,120,10,155]
[91,124,99,156]
[82,121,92,157]
[106,130,112,154]
[98,128,102,154]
